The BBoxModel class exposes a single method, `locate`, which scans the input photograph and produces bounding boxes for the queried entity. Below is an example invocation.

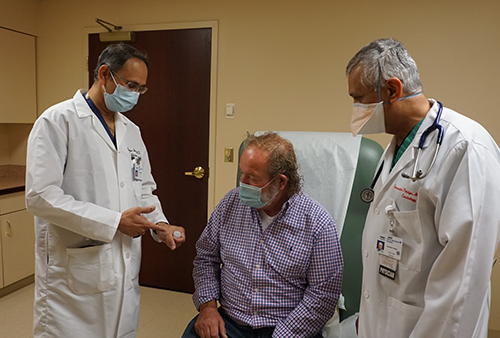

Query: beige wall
[31,0,500,203]
[0,0,37,165]
[0,124,33,165]
[0,125,9,164]
[2,0,500,332]
[0,0,37,35]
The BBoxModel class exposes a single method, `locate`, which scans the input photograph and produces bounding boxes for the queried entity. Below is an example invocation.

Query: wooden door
[88,28,211,293]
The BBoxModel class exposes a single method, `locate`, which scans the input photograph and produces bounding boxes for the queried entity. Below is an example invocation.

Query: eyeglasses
[112,72,148,94]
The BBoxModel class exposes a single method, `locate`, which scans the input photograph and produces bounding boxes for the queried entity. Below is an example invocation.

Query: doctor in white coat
[346,38,500,338]
[26,43,185,338]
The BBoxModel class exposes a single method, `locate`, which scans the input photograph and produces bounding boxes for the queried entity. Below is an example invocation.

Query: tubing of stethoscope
[402,101,444,181]
[402,143,441,181]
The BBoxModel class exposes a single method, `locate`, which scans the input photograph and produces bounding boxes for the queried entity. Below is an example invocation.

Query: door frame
[82,20,218,214]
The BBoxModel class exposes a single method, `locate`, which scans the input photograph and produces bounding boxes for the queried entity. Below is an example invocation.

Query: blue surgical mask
[239,177,278,208]
[103,73,140,112]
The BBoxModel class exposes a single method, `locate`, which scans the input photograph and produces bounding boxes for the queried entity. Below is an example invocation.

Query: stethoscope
[360,101,444,203]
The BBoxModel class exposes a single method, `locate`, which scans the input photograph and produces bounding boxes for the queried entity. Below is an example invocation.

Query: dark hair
[93,43,150,81]
[246,132,302,197]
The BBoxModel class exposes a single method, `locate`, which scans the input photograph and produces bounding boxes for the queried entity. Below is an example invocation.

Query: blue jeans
[181,308,323,338]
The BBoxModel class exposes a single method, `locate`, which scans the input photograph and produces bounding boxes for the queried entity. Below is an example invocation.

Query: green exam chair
[236,132,383,322]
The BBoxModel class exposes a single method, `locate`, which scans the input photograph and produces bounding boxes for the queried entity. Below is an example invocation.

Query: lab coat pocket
[392,209,423,272]
[386,297,423,337]
[126,237,142,291]
[66,244,117,295]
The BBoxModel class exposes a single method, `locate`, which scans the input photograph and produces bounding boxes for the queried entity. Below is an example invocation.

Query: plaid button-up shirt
[193,188,343,337]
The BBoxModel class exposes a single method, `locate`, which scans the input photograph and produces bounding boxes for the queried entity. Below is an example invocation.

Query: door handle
[6,220,12,237]
[184,166,205,179]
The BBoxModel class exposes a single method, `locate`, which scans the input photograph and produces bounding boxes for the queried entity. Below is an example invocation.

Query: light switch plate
[224,147,234,162]
[226,103,235,118]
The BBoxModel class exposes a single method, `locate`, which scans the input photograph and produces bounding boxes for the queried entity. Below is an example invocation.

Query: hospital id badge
[377,235,403,261]
[379,255,397,280]
[134,163,143,180]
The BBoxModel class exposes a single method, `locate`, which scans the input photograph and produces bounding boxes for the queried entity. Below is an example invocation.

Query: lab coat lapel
[372,141,397,205]
[378,139,397,187]
[92,116,116,150]
[391,142,416,180]
[74,90,117,151]
[374,99,441,204]
[114,113,128,149]
[373,141,414,207]
[393,100,441,181]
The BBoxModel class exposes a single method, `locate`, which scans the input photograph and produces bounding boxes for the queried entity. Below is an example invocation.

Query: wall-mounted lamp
[95,18,135,42]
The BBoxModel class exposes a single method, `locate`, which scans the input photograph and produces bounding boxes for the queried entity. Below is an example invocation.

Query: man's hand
[156,222,186,250]
[194,300,227,338]
[118,205,165,237]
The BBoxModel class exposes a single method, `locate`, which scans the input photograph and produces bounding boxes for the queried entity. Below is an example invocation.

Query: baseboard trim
[489,329,500,338]
[0,274,34,298]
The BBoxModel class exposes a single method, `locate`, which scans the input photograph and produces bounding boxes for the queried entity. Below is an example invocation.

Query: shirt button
[260,240,264,244]
[375,208,380,215]
[120,182,125,188]
[364,250,369,258]
[126,253,131,259]
[256,265,260,269]
[255,288,259,293]
[364,290,370,299]
[254,311,257,315]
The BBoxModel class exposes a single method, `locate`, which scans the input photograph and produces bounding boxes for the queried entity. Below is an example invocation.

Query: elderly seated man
[182,132,344,338]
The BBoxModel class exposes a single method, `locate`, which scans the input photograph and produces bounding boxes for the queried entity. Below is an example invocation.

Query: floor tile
[0,283,197,337]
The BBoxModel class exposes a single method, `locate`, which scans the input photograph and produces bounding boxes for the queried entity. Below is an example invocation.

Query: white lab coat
[358,100,500,338]
[26,90,168,338]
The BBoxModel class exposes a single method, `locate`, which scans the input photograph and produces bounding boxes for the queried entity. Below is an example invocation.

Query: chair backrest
[236,132,383,321]
[337,136,383,320]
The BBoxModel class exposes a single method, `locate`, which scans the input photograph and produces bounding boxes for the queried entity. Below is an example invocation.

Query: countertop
[0,165,26,195]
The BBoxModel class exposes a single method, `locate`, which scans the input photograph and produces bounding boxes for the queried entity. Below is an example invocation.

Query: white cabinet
[0,192,35,288]
[0,27,37,123]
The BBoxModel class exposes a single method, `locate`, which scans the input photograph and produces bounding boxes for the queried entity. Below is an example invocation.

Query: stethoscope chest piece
[361,160,385,203]
[361,188,375,203]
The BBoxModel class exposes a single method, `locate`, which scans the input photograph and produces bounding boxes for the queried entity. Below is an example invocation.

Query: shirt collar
[274,192,306,229]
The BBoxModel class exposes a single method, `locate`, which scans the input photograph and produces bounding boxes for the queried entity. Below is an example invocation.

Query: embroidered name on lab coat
[393,184,418,203]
